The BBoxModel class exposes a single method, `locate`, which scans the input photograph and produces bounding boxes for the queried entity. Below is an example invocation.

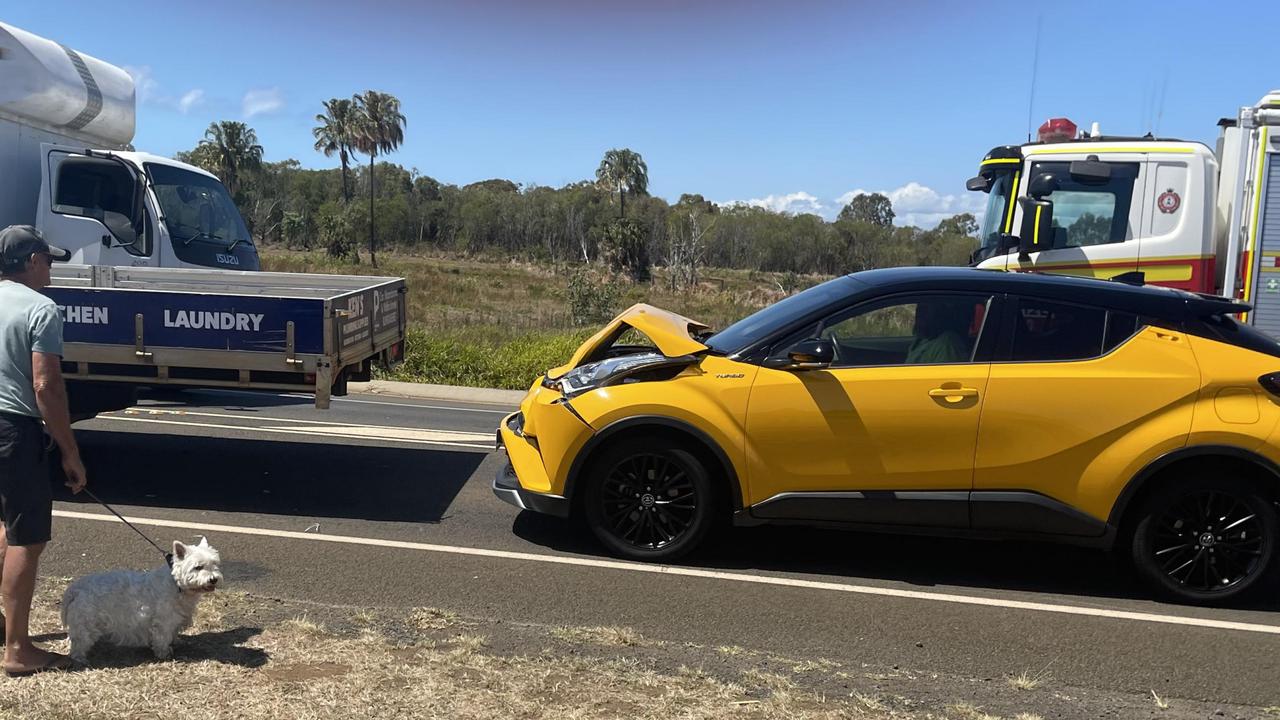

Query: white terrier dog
[62,537,223,664]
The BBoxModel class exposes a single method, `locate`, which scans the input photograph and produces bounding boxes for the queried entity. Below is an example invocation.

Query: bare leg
[0,525,7,633]
[2,542,57,669]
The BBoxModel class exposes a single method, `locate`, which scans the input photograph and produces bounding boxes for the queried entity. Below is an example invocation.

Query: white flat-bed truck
[1,21,408,416]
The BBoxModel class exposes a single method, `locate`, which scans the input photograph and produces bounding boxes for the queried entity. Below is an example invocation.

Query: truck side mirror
[1026,173,1060,200]
[100,211,139,248]
[966,175,993,192]
[1017,196,1054,260]
[1069,158,1112,185]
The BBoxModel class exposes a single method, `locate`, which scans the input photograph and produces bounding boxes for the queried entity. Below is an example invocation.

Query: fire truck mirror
[966,175,992,193]
[1068,159,1112,185]
[1017,196,1054,260]
[1027,173,1060,200]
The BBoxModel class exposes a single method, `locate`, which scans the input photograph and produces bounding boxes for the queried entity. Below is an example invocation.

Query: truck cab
[0,20,259,271]
[968,123,1219,294]
[968,94,1280,338]
[37,147,260,271]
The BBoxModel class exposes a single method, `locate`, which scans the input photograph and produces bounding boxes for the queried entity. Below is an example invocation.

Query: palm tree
[595,148,649,219]
[198,121,263,200]
[352,90,407,267]
[313,98,360,203]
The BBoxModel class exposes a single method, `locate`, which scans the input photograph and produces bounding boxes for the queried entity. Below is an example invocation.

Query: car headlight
[544,352,696,397]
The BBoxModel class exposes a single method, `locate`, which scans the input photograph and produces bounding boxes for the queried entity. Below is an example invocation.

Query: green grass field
[262,250,828,389]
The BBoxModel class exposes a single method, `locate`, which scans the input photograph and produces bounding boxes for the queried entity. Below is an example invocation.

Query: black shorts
[0,412,52,546]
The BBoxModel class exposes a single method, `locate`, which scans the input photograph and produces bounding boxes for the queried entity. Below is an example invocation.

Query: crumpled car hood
[546,303,708,379]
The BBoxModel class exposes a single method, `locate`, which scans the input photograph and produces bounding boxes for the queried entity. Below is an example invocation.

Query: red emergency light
[1037,117,1078,143]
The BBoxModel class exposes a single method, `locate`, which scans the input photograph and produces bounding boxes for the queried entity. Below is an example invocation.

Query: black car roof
[847,266,1249,322]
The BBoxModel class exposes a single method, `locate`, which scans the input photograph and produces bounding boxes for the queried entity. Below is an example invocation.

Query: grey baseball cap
[0,225,71,270]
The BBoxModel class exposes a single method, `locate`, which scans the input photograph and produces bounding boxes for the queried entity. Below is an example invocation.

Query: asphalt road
[38,388,1280,708]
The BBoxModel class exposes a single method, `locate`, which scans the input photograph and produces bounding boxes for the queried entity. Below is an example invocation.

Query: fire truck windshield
[975,172,1015,260]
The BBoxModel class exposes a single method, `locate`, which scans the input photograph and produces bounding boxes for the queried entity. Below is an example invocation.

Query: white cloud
[242,88,285,118]
[837,182,985,229]
[720,182,984,228]
[123,65,158,104]
[738,191,826,216]
[124,65,206,118]
[177,89,205,115]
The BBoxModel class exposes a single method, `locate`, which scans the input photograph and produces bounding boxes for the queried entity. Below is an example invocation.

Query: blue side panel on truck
[46,264,407,410]
[43,288,326,354]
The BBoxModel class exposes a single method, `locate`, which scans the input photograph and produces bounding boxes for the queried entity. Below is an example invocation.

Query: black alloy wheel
[583,438,714,561]
[1132,477,1278,604]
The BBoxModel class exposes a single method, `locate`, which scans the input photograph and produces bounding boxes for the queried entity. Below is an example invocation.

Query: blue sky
[5,1,1275,227]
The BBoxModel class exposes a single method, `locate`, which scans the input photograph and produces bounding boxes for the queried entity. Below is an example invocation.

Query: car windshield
[704,275,861,355]
[147,163,253,249]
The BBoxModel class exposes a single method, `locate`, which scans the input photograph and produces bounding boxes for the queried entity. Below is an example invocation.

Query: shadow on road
[510,512,1280,611]
[56,430,485,523]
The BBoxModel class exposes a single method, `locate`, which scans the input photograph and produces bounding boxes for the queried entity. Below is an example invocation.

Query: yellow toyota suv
[494,267,1280,604]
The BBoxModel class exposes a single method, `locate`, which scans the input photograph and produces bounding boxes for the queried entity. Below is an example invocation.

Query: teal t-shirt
[0,279,63,418]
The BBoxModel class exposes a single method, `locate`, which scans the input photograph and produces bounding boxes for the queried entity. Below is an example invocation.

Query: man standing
[0,225,86,676]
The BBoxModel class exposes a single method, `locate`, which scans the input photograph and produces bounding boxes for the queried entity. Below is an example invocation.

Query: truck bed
[47,265,407,409]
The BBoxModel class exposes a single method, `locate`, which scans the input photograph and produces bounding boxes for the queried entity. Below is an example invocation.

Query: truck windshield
[147,163,255,261]
[975,172,1015,260]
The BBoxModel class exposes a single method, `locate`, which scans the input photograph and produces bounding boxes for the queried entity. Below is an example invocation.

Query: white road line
[333,396,514,414]
[51,508,1280,637]
[110,408,494,439]
[91,415,494,450]
[189,388,512,414]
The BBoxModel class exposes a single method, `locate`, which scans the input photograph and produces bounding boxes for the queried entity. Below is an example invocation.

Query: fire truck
[968,91,1280,335]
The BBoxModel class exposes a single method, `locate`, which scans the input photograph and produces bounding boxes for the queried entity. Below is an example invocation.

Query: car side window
[816,294,993,368]
[1011,298,1140,361]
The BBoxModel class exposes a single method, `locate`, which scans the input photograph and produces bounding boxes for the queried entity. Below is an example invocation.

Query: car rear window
[1010,298,1147,361]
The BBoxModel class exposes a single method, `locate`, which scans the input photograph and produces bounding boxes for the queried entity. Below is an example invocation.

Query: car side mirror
[765,338,835,371]
[1017,196,1054,260]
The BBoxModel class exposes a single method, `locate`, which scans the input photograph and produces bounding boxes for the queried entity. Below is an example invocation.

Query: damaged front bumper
[492,409,573,518]
[492,457,570,517]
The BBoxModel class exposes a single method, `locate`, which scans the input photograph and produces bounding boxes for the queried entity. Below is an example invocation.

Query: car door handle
[929,387,979,402]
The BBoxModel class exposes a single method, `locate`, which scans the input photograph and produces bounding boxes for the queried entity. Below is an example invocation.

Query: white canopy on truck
[0,21,135,148]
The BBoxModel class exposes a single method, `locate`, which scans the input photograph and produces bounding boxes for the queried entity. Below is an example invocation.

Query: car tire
[1130,476,1278,605]
[582,437,716,562]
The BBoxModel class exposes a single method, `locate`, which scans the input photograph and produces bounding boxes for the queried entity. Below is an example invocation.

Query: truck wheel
[583,437,715,562]
[1130,476,1278,604]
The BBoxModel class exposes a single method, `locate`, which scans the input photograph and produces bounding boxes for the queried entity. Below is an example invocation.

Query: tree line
[176,98,979,282]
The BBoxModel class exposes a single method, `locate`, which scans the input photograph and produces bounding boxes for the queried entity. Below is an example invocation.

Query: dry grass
[549,624,644,647]
[1007,671,1042,691]
[947,703,1003,720]
[407,607,461,631]
[1151,689,1170,710]
[278,614,326,636]
[853,692,888,712]
[261,250,802,336]
[6,579,892,720]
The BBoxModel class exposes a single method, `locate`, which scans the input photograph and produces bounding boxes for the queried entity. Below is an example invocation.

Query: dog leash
[82,488,173,567]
